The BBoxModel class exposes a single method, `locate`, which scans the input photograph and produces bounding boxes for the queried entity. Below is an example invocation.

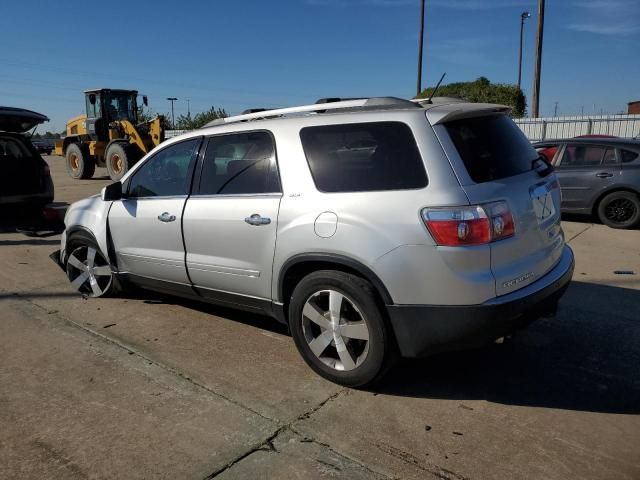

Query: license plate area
[530,182,557,225]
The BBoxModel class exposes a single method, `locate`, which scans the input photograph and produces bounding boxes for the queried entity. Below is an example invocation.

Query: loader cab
[84,89,139,141]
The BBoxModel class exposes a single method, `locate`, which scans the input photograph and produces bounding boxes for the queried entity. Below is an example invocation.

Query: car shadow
[119,288,290,336]
[374,281,640,415]
[562,212,595,224]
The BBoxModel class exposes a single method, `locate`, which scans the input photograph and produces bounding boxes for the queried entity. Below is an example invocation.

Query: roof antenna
[427,72,446,103]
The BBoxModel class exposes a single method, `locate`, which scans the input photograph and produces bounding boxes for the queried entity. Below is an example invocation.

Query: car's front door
[553,143,619,211]
[108,137,202,290]
[182,131,282,308]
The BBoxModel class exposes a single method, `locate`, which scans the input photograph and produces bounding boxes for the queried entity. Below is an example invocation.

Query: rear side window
[198,131,280,195]
[621,149,639,163]
[300,122,427,193]
[559,145,607,167]
[445,115,537,183]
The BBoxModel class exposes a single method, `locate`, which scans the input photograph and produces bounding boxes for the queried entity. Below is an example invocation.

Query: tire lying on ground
[65,143,95,179]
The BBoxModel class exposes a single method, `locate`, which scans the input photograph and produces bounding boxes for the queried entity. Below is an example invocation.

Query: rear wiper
[532,155,554,177]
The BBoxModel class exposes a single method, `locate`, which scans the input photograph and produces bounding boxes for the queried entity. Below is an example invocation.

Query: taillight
[422,201,514,246]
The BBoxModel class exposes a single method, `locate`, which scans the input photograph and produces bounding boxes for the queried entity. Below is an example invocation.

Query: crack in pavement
[566,224,593,243]
[205,425,396,480]
[12,292,389,479]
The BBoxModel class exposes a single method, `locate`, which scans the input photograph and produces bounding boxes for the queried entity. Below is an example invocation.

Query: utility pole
[167,97,177,129]
[517,11,530,89]
[416,0,425,97]
[553,101,558,117]
[186,98,191,118]
[531,0,545,118]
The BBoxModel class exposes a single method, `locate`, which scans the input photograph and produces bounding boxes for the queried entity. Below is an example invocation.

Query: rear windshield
[445,114,538,183]
[300,121,427,193]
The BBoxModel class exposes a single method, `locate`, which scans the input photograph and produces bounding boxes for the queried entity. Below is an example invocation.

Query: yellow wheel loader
[54,89,165,181]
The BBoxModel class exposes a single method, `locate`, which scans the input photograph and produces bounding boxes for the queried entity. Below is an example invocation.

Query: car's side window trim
[192,129,282,197]
[124,136,203,199]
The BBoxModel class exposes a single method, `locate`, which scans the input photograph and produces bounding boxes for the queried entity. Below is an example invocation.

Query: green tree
[416,77,527,117]
[175,106,228,130]
[137,108,172,130]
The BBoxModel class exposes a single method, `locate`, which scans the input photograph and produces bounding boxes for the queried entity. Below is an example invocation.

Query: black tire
[288,270,396,387]
[597,191,640,229]
[65,236,120,297]
[65,143,95,179]
[106,143,136,181]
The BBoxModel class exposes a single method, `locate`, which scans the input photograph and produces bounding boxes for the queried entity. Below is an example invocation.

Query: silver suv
[59,97,574,386]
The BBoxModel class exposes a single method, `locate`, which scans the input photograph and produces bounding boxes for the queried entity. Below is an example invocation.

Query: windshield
[445,114,538,183]
[104,92,137,122]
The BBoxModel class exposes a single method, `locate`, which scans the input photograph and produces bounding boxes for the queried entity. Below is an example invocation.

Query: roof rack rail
[203,97,419,128]
[315,97,365,104]
[240,108,280,114]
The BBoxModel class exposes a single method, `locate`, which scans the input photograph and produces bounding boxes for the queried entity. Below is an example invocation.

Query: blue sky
[1,0,638,132]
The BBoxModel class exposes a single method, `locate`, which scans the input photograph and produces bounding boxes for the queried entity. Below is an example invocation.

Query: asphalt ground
[1,156,639,479]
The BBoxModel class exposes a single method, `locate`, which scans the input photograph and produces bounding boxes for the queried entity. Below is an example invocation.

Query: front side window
[300,122,427,192]
[128,138,200,198]
[198,131,280,195]
[559,145,607,167]
[105,92,136,121]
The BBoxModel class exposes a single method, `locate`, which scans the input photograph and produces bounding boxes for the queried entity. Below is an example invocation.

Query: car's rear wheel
[65,242,115,297]
[65,144,95,179]
[597,191,640,229]
[288,270,395,387]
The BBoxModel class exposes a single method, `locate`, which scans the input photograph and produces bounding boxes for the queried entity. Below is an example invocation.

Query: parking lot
[0,156,639,479]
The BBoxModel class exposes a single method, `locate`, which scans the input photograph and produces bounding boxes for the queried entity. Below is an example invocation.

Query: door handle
[595,172,613,178]
[157,212,176,222]
[244,213,271,226]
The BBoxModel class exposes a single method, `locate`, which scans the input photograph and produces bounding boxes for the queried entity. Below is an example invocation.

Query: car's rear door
[553,143,619,211]
[182,131,281,308]
[433,112,564,297]
[108,137,202,290]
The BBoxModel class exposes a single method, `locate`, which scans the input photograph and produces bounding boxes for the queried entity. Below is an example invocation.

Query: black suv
[534,138,640,229]
[0,107,54,218]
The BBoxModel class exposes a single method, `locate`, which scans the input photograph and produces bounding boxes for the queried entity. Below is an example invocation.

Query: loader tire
[66,144,95,179]
[106,143,133,182]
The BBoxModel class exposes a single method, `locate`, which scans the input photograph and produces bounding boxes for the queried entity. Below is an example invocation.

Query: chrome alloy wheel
[66,246,113,297]
[301,289,370,371]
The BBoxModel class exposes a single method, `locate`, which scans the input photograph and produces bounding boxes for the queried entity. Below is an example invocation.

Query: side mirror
[101,181,123,201]
[143,95,148,106]
[89,93,97,105]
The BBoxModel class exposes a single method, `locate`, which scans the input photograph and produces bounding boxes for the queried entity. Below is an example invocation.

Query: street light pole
[517,11,530,90]
[531,0,545,118]
[167,97,178,129]
[416,0,425,97]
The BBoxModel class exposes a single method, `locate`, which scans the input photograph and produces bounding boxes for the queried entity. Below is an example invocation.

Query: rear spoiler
[424,103,511,125]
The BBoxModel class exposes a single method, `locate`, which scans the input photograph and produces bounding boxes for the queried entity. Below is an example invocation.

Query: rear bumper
[387,245,575,358]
